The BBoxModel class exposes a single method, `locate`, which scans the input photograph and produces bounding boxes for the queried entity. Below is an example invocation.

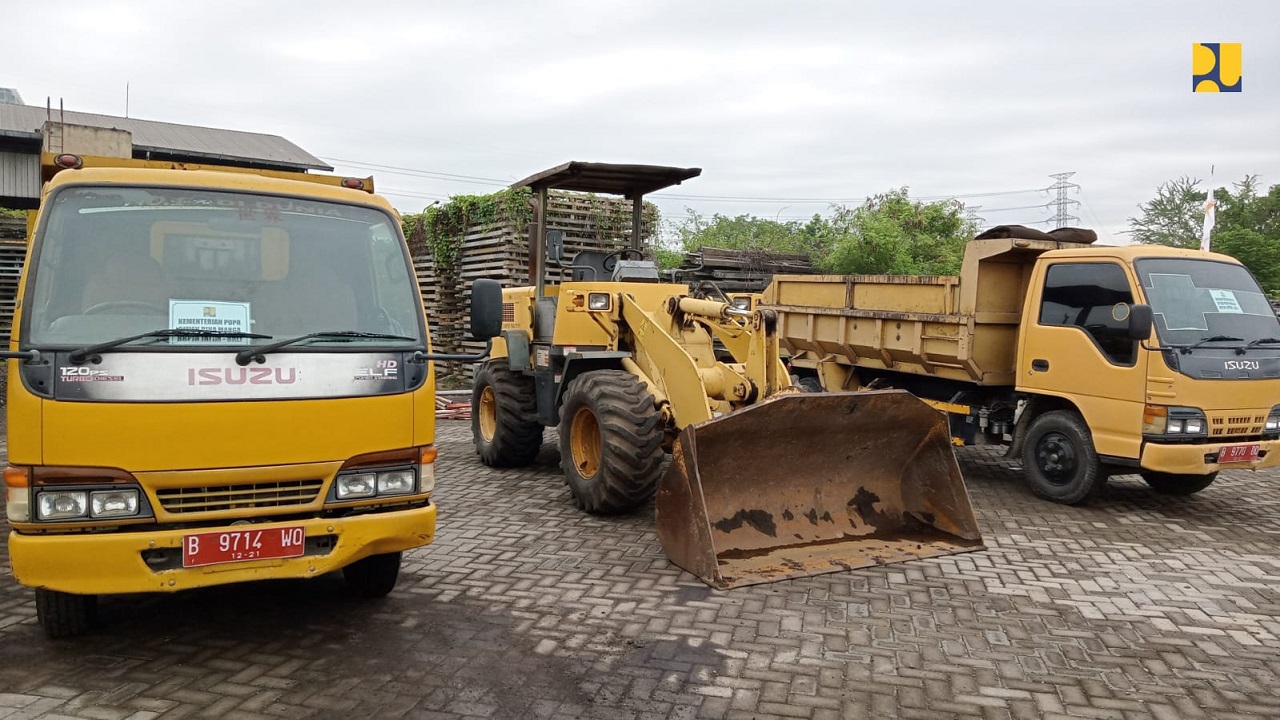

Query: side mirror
[546,230,564,264]
[1128,303,1153,340]
[470,278,503,340]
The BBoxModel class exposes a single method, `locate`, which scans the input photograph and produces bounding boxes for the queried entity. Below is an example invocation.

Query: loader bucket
[656,390,983,589]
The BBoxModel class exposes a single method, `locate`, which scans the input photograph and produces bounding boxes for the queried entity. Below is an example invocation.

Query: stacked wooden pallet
[668,246,813,293]
[411,191,653,381]
[0,216,28,342]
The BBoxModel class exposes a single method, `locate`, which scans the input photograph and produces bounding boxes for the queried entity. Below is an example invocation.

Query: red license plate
[182,526,306,568]
[1218,444,1260,464]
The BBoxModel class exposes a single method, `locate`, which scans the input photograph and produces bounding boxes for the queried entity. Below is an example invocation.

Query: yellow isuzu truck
[770,227,1280,504]
[3,154,499,637]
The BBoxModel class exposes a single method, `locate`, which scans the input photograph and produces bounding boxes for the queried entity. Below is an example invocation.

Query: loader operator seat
[566,251,612,282]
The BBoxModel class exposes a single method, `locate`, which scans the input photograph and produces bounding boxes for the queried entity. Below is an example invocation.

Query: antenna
[126,81,130,118]
[1047,172,1081,228]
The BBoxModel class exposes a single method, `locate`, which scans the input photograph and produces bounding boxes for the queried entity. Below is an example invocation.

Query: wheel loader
[471,162,983,588]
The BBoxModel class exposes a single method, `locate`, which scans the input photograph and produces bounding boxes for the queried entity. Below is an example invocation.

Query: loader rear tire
[473,360,543,468]
[1141,471,1218,495]
[559,370,664,514]
[1022,410,1104,505]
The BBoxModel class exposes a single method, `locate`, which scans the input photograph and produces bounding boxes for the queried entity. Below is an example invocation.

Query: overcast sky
[9,0,1279,244]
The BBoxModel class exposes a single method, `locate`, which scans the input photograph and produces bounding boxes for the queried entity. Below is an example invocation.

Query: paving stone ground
[0,420,1277,719]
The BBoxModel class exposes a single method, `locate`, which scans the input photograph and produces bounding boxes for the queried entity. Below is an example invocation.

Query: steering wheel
[83,300,166,315]
[602,248,645,272]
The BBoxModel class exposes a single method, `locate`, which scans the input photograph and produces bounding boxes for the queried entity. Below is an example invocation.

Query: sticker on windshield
[1208,289,1243,314]
[169,300,252,341]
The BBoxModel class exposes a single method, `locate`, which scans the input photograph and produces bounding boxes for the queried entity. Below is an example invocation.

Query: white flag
[1201,195,1216,252]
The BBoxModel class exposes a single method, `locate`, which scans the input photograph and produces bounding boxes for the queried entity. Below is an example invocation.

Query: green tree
[819,189,975,275]
[660,190,976,275]
[1129,176,1280,296]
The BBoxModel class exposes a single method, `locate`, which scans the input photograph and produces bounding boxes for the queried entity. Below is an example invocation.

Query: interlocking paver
[0,421,1278,718]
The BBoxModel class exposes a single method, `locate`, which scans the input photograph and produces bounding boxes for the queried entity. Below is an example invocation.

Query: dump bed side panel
[765,239,1073,386]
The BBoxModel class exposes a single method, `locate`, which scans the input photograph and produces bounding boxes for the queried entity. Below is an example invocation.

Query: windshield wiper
[69,329,272,365]
[235,331,418,366]
[1178,335,1245,354]
[1242,337,1280,351]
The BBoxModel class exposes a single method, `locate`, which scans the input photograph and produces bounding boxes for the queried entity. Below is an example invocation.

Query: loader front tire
[1022,410,1104,505]
[559,370,664,514]
[1141,471,1218,496]
[473,360,543,468]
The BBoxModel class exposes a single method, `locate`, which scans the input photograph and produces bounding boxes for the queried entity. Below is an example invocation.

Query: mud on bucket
[655,389,984,589]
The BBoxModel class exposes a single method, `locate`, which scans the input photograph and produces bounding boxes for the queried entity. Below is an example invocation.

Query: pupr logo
[1193,43,1241,92]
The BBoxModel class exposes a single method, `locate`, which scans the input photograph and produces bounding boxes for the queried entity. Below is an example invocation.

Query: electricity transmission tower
[1047,172,1081,228]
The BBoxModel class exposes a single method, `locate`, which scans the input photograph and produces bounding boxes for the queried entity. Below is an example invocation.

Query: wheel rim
[570,406,602,479]
[1035,431,1078,485]
[478,386,497,442]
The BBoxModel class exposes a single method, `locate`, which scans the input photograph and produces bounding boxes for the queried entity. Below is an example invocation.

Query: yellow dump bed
[762,238,1089,386]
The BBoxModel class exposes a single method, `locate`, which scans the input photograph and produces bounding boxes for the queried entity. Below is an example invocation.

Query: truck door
[1018,261,1148,461]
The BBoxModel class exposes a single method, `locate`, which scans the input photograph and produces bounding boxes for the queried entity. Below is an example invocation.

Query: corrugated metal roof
[0,104,331,172]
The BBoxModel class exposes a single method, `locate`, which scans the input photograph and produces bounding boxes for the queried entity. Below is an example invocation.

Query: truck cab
[5,156,500,636]
[1017,245,1280,499]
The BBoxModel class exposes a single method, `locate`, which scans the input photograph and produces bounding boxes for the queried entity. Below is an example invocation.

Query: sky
[7,0,1279,245]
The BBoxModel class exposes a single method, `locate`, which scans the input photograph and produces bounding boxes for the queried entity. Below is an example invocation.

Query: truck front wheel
[1021,410,1104,505]
[343,552,402,598]
[1141,471,1218,496]
[35,588,96,638]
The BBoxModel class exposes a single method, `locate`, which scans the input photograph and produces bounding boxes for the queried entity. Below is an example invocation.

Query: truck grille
[156,479,324,514]
[1208,413,1267,438]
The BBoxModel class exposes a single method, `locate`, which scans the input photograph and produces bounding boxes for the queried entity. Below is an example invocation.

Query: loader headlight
[731,297,752,311]
[37,490,88,520]
[587,293,611,311]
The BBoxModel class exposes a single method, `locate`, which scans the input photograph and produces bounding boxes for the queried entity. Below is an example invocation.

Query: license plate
[1218,444,1260,464]
[182,526,306,568]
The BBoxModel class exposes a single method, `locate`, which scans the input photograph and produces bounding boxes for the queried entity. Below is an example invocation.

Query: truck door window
[1038,262,1137,365]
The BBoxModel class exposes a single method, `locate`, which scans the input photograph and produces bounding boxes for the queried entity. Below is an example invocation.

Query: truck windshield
[23,186,424,349]
[1135,258,1280,347]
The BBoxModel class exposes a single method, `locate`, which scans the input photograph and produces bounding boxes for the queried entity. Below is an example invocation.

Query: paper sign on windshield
[169,300,252,340]
[1209,289,1243,314]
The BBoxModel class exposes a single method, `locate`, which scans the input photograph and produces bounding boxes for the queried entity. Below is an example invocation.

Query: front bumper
[8,504,435,595]
[1140,439,1280,476]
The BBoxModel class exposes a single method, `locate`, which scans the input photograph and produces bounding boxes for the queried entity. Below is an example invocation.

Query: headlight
[336,473,378,500]
[1145,405,1207,438]
[731,297,752,311]
[1266,407,1280,432]
[90,489,140,518]
[376,470,416,496]
[37,490,88,520]
[587,293,611,311]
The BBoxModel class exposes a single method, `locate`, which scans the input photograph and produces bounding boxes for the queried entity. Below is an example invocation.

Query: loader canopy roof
[510,162,702,199]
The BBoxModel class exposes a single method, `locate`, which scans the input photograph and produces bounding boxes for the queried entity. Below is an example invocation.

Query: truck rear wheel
[35,588,96,638]
[1022,410,1104,505]
[1141,471,1218,495]
[472,360,543,468]
[343,551,401,598]
[559,370,664,514]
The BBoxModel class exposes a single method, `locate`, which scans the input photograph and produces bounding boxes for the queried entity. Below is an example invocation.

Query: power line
[652,186,1049,204]
[320,157,512,187]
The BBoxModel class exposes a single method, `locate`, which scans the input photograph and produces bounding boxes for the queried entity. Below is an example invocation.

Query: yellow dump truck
[3,153,501,637]
[769,226,1280,504]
